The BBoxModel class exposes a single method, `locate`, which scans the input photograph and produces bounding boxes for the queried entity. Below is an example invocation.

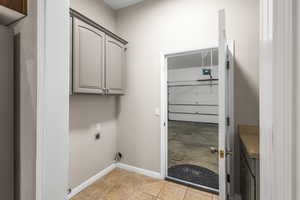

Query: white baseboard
[116,163,163,179]
[68,163,116,199]
[68,163,163,199]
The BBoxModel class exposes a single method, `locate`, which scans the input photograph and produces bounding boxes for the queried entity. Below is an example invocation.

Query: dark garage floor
[168,120,219,174]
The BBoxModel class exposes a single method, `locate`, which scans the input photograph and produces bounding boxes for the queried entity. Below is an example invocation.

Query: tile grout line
[157,181,166,199]
[182,186,188,200]
[145,192,156,199]
[72,168,218,200]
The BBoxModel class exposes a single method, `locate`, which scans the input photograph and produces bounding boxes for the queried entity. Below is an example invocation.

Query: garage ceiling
[103,0,145,10]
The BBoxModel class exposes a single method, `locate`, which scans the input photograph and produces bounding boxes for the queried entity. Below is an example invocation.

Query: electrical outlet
[95,133,101,140]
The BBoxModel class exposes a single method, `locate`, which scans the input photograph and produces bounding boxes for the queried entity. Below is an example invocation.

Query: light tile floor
[71,168,219,200]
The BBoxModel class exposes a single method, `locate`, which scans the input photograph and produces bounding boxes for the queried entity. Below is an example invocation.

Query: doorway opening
[163,48,220,193]
[161,12,235,198]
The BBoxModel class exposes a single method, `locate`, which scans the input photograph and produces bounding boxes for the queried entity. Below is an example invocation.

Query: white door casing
[218,9,234,200]
[160,42,233,196]
[226,40,235,199]
[158,9,235,200]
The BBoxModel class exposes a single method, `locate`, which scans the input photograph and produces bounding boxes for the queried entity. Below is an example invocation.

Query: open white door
[219,9,233,200]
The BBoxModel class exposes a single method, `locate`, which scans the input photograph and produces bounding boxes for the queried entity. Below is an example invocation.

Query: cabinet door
[105,35,125,95]
[73,18,105,94]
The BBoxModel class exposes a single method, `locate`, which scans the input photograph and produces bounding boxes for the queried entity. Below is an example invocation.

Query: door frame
[226,40,235,199]
[160,46,229,194]
[36,0,70,199]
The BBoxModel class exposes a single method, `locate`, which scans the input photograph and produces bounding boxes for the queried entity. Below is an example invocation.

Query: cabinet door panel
[106,36,125,94]
[73,18,105,94]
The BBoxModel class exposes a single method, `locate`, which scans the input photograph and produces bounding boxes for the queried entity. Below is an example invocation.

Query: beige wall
[11,0,38,199]
[295,0,300,198]
[69,96,118,188]
[69,0,118,189]
[0,25,13,200]
[116,0,259,172]
[68,0,260,189]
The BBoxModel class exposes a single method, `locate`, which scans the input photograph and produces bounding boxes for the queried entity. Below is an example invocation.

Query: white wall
[116,0,259,173]
[69,0,118,189]
[168,66,218,123]
[10,0,38,199]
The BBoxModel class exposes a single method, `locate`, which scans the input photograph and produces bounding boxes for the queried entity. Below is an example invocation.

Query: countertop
[239,125,259,159]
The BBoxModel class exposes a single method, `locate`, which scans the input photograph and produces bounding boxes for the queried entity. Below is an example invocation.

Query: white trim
[160,47,232,195]
[116,163,163,179]
[226,40,235,198]
[68,164,116,199]
[36,0,46,199]
[36,0,70,199]
[260,0,294,199]
[218,10,227,200]
[160,47,219,180]
[68,163,163,199]
[160,53,168,179]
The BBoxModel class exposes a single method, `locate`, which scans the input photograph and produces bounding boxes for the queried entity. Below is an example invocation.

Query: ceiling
[168,49,219,69]
[168,53,203,69]
[103,0,145,10]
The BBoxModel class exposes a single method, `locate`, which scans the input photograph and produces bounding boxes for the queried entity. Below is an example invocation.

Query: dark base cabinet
[240,140,260,200]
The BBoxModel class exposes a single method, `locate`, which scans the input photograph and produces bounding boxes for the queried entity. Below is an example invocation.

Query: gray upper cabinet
[71,14,127,95]
[73,17,105,94]
[105,36,126,95]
